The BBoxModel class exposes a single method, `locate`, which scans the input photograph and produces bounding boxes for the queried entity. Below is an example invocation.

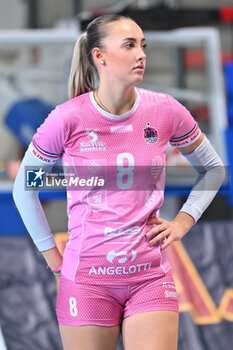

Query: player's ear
[92,47,105,67]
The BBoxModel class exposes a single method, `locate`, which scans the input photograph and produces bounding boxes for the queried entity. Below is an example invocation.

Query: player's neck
[94,84,137,116]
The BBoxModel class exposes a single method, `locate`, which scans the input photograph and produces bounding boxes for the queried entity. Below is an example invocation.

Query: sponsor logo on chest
[80,129,106,152]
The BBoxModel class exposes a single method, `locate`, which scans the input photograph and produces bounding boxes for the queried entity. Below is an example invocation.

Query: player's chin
[131,72,144,82]
[123,73,144,86]
[132,76,144,85]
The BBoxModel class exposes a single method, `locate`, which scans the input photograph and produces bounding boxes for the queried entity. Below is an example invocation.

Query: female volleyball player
[13,14,225,350]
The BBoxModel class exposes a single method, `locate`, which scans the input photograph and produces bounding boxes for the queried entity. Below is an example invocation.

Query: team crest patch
[143,122,158,143]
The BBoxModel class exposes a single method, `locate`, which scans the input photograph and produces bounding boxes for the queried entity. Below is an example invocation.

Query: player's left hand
[145,216,188,250]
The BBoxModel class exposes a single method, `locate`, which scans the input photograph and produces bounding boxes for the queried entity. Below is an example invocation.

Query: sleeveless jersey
[29,87,200,285]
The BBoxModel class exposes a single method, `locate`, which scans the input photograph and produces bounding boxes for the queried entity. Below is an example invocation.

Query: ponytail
[68,33,95,99]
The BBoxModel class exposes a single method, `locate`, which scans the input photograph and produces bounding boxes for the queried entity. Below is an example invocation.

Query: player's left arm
[146,132,225,250]
[178,131,204,154]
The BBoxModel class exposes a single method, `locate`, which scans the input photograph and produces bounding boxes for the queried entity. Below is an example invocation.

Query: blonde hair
[68,14,129,99]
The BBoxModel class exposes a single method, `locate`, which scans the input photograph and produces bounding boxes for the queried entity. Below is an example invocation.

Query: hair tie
[47,264,62,272]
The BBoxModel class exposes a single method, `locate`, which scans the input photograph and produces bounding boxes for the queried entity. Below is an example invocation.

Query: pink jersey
[30,87,200,285]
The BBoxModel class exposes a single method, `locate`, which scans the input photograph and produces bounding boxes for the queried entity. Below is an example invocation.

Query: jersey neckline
[89,88,140,120]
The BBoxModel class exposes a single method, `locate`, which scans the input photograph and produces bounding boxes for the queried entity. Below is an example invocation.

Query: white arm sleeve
[179,135,225,222]
[12,145,57,251]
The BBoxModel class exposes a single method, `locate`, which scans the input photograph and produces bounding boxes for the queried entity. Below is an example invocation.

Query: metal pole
[73,0,82,16]
[173,47,186,95]
[26,0,39,28]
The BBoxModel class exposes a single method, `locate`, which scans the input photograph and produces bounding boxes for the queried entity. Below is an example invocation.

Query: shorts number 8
[69,297,78,317]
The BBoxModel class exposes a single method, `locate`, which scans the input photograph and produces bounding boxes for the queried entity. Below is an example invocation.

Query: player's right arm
[13,105,65,273]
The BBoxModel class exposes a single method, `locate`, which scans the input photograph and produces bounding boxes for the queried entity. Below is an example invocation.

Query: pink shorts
[56,273,179,327]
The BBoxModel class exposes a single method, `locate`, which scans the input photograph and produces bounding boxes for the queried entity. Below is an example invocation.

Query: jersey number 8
[117,153,134,190]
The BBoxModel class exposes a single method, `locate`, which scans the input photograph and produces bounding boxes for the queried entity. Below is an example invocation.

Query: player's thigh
[122,310,179,350]
[59,324,120,350]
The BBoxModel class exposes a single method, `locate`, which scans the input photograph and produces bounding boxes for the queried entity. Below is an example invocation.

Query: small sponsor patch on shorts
[162,282,176,290]
[165,290,177,298]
